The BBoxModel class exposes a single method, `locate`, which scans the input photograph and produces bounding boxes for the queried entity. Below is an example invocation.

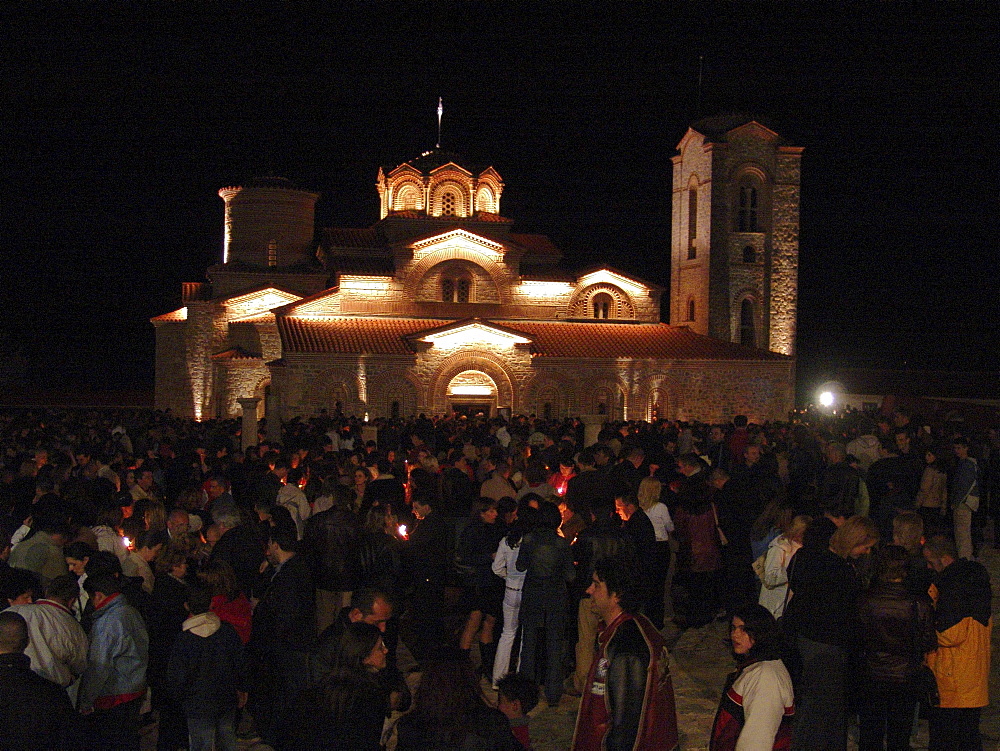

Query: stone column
[237,398,261,453]
[580,414,606,447]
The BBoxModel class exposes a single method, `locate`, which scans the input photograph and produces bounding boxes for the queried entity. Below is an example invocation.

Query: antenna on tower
[436,97,443,148]
[695,56,704,118]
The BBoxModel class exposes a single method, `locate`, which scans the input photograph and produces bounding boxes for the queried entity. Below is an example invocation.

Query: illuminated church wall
[154,124,796,423]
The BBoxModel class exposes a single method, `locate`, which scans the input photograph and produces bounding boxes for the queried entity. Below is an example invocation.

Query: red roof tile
[510,233,561,257]
[277,317,788,361]
[323,228,382,248]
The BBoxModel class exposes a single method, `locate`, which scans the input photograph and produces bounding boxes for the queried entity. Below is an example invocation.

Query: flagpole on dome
[436,97,443,149]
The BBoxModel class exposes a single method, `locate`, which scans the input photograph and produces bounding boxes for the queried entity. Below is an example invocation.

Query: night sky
[4,4,997,399]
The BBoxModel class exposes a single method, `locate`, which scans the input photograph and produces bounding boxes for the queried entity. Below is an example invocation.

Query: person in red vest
[571,554,679,751]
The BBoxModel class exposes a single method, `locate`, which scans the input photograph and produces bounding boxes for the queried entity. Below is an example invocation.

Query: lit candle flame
[122,536,132,549]
[398,524,408,539]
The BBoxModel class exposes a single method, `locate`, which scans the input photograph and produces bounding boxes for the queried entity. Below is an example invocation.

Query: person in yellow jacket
[923,534,991,750]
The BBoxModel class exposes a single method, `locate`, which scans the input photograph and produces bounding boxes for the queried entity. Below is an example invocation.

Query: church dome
[377,149,504,220]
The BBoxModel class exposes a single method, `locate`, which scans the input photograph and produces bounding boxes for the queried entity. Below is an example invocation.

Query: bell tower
[670,117,802,355]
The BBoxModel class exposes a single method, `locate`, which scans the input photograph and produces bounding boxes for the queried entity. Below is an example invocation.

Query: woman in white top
[711,603,794,750]
[490,508,532,689]
[758,514,808,618]
[638,477,674,629]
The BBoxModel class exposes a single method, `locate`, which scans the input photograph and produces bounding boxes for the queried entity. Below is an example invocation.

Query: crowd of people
[0,405,995,750]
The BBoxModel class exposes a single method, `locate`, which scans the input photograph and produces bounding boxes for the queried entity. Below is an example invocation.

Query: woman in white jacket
[758,515,808,618]
[490,507,534,689]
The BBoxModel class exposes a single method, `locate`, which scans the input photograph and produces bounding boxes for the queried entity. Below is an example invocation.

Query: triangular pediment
[404,318,533,350]
[726,120,781,142]
[274,287,341,317]
[408,228,506,259]
[428,161,473,178]
[576,266,662,293]
[222,286,303,320]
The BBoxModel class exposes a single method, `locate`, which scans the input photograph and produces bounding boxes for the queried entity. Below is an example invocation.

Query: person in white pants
[491,522,528,688]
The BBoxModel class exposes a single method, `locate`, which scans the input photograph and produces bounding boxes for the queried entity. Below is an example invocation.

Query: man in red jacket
[572,554,679,751]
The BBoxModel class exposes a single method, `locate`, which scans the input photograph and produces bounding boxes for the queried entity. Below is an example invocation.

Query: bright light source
[450,385,493,396]
[819,391,835,407]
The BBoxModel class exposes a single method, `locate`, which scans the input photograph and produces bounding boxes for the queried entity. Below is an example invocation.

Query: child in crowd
[496,673,539,751]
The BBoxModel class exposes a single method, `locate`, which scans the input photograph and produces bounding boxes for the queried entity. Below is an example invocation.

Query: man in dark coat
[302,491,364,635]
[208,507,266,599]
[0,610,81,751]
[247,525,315,746]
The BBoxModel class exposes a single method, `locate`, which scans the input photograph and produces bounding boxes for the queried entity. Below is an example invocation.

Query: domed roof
[243,176,301,190]
[388,149,483,175]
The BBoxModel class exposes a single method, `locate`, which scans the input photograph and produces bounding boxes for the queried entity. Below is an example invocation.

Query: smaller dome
[243,176,301,190]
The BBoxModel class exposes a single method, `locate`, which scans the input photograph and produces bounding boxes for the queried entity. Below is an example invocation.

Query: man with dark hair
[923,534,991,750]
[246,525,314,745]
[0,610,81,751]
[572,554,678,751]
[403,493,453,658]
[167,586,247,751]
[301,491,364,635]
[6,573,88,703]
[79,573,149,749]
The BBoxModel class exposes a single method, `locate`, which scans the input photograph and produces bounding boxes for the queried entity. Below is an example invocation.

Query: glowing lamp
[819,391,834,407]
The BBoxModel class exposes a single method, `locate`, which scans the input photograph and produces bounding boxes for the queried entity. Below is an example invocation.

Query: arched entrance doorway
[447,370,497,417]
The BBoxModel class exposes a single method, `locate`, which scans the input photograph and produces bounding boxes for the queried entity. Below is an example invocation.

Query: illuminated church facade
[153,118,800,423]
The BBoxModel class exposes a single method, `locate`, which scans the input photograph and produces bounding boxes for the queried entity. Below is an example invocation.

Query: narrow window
[592,292,612,319]
[688,186,698,260]
[740,299,755,346]
[687,298,696,322]
[391,400,401,419]
[442,278,455,302]
[743,245,756,263]
[456,277,471,303]
[738,185,759,232]
[597,402,607,415]
[543,402,552,420]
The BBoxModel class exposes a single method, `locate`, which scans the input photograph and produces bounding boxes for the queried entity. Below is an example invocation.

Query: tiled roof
[278,317,442,355]
[151,307,188,322]
[510,233,561,257]
[323,227,382,248]
[514,322,787,360]
[277,317,789,361]
[334,257,396,276]
[211,347,261,360]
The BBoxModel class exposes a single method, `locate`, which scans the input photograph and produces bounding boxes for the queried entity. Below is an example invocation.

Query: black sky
[3,3,998,396]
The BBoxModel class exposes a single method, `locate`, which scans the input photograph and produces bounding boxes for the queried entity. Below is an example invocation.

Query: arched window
[738,183,759,232]
[476,186,495,213]
[394,184,420,211]
[592,292,612,319]
[688,185,698,260]
[440,190,458,216]
[740,299,755,346]
[442,273,472,303]
[743,245,756,263]
[687,298,696,322]
[543,402,552,420]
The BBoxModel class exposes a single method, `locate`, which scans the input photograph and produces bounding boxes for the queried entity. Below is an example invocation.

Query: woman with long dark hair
[710,603,794,750]
[279,621,390,751]
[397,650,520,750]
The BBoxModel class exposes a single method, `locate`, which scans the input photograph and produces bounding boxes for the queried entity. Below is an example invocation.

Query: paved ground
[147,545,1000,750]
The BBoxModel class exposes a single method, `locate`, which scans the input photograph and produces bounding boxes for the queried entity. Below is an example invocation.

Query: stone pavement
[515,544,1000,750]
[148,545,1000,750]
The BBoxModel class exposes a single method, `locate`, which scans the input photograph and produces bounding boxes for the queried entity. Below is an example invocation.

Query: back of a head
[412,648,482,726]
[84,573,121,598]
[829,515,878,558]
[924,534,957,561]
[874,545,910,584]
[892,511,923,553]
[0,611,29,654]
[537,501,562,530]
[185,585,214,616]
[45,573,81,604]
[85,549,124,578]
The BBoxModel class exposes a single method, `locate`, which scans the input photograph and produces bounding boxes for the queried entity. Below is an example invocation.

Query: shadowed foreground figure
[572,554,679,751]
[0,610,82,751]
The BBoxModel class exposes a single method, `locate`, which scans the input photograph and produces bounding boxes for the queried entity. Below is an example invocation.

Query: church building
[153,117,800,424]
